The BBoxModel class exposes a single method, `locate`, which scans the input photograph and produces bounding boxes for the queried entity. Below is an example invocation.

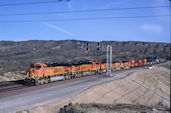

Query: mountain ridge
[0,40,170,75]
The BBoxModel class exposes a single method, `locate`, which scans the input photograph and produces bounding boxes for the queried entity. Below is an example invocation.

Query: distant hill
[0,40,170,74]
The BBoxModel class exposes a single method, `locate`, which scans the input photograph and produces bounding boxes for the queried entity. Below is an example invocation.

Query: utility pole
[106,45,112,76]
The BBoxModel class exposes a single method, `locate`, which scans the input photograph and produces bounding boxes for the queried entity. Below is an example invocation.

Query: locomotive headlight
[26,72,30,77]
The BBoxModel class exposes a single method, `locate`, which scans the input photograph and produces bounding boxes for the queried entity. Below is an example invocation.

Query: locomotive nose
[31,68,36,72]
[30,68,37,76]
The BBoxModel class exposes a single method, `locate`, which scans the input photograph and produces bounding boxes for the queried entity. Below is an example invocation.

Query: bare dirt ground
[18,66,170,113]
[0,71,25,82]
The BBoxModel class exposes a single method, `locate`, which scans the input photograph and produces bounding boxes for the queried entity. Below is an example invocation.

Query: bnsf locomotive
[25,58,164,85]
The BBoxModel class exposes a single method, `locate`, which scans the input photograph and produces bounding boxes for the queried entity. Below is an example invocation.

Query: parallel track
[0,80,29,93]
[0,85,29,93]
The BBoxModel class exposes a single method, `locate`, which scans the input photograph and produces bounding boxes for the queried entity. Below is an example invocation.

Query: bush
[59,103,86,113]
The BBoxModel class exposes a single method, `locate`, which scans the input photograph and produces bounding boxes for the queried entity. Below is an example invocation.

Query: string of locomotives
[25,58,165,85]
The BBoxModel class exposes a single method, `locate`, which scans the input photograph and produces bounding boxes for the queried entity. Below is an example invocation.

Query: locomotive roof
[30,63,47,66]
[46,61,92,67]
[122,60,129,62]
[112,61,120,63]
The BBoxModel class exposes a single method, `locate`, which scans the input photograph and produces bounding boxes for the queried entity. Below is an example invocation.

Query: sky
[0,0,170,43]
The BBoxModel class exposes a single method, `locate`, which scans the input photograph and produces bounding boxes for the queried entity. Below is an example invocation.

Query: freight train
[25,58,165,85]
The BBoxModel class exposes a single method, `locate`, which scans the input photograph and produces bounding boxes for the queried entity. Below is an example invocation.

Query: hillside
[0,40,170,78]
[18,66,170,113]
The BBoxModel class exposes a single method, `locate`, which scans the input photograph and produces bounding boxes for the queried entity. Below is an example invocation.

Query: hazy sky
[0,0,170,42]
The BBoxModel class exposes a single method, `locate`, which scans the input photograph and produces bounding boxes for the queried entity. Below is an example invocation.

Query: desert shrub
[59,103,86,113]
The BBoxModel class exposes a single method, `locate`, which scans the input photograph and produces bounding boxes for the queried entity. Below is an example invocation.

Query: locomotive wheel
[41,80,44,85]
[65,76,69,80]
[72,75,76,79]
[34,80,39,86]
[91,72,95,75]
[73,75,76,78]
[44,79,48,84]
[38,79,43,85]
[77,73,81,78]
[79,74,81,77]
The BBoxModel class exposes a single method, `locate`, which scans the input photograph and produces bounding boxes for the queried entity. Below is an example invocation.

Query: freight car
[130,59,136,67]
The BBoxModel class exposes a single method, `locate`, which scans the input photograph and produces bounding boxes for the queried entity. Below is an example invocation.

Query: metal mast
[106,45,112,76]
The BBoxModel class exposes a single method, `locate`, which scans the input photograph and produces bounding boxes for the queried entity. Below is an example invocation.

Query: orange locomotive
[122,60,131,69]
[25,61,102,85]
[112,61,122,71]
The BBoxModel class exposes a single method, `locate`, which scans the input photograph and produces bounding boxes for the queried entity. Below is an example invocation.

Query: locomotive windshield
[30,64,41,70]
[35,66,41,70]
[30,65,34,68]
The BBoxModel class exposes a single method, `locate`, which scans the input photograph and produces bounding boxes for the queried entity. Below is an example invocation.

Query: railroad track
[0,67,143,98]
[0,74,104,98]
[0,63,160,95]
[0,85,29,93]
[0,80,29,93]
[0,80,24,86]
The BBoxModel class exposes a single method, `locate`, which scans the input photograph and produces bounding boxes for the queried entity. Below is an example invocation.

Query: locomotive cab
[30,64,42,70]
[30,63,47,70]
[25,63,47,85]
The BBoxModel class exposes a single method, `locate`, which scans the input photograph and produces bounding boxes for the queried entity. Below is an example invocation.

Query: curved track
[0,68,141,113]
[0,67,142,99]
[0,73,105,98]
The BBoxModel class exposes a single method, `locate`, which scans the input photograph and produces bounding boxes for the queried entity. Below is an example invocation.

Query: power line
[0,6,170,17]
[0,0,69,7]
[0,15,169,23]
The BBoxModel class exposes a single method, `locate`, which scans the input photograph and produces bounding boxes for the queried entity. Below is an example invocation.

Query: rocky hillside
[0,40,170,76]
